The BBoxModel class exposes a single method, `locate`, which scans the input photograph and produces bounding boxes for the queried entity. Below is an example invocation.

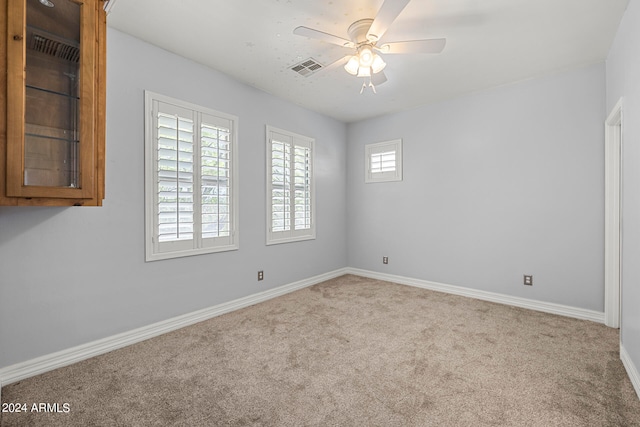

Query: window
[145,91,238,261]
[266,126,315,245]
[365,139,403,183]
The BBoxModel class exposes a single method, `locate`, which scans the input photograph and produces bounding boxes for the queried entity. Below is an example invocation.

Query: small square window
[365,139,402,183]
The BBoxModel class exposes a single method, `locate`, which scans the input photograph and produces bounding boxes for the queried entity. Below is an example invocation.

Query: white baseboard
[621,345,640,400]
[345,268,605,324]
[0,268,348,387]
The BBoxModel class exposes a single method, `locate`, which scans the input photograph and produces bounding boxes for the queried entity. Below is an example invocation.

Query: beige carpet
[1,274,639,426]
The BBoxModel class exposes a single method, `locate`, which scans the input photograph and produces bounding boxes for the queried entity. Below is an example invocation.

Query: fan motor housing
[347,18,374,44]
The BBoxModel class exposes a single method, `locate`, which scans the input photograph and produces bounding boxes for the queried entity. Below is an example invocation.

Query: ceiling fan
[293,0,446,93]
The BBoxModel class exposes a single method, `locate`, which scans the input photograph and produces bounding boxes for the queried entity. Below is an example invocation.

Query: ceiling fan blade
[366,0,411,42]
[293,26,355,48]
[371,71,388,86]
[379,38,446,54]
[326,55,350,69]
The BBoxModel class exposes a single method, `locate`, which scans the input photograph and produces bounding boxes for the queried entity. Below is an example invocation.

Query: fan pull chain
[360,78,377,94]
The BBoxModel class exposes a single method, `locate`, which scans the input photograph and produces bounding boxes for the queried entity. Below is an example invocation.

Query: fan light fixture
[344,44,386,77]
[357,66,371,77]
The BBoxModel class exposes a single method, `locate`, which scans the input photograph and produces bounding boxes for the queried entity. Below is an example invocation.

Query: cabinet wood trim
[5,0,25,197]
[1,0,106,206]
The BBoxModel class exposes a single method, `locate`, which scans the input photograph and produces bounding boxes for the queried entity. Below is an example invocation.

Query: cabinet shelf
[26,84,79,100]
[25,132,78,144]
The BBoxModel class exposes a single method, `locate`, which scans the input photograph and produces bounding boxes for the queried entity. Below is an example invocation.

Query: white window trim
[144,91,239,261]
[365,139,403,183]
[266,125,316,245]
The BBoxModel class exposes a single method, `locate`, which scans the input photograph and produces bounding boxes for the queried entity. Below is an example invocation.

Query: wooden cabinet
[1,0,106,206]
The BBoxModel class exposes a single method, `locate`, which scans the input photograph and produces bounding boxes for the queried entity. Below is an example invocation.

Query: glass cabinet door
[6,0,96,199]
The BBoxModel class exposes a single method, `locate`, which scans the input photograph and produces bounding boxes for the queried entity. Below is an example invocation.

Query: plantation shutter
[200,113,235,249]
[146,92,238,261]
[293,143,312,231]
[270,131,292,233]
[154,102,195,253]
[365,139,402,183]
[370,150,396,173]
[267,126,315,244]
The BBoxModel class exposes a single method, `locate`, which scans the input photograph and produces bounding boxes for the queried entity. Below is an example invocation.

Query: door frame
[604,98,623,328]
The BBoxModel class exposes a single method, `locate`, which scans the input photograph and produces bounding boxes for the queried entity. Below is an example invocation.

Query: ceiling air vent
[28,28,80,63]
[290,58,323,77]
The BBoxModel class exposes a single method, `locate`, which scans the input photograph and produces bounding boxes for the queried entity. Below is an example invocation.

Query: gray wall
[0,29,348,368]
[347,63,606,311]
[606,0,640,378]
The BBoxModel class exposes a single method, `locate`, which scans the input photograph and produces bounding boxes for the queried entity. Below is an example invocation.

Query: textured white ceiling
[107,0,629,123]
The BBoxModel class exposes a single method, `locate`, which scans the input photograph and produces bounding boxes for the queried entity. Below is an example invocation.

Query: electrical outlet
[383,256,389,264]
[258,271,264,281]
[524,275,533,286]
